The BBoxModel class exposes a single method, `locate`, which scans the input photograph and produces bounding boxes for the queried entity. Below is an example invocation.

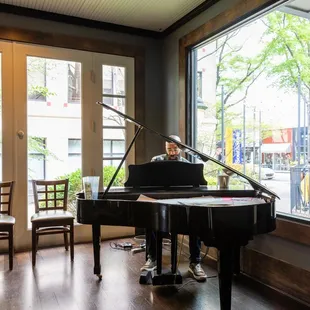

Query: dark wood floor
[0,238,309,310]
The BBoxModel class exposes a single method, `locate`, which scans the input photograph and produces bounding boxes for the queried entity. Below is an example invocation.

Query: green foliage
[57,166,126,216]
[102,166,126,187]
[28,85,56,99]
[261,12,310,98]
[28,136,57,158]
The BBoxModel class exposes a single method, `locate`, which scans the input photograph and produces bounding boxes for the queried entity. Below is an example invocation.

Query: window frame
[179,0,306,241]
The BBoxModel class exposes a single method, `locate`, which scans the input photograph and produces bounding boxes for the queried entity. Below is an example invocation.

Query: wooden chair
[31,179,74,266]
[0,181,15,270]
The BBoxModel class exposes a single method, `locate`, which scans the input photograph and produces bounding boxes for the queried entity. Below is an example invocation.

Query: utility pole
[258,110,262,182]
[221,85,225,163]
[298,76,301,166]
[253,107,256,173]
[304,99,306,163]
[243,104,246,175]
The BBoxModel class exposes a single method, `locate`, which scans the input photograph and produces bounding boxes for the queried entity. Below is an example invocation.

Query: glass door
[13,43,93,249]
[12,43,136,250]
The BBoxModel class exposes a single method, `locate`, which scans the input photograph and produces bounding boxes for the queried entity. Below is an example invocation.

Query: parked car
[255,164,275,180]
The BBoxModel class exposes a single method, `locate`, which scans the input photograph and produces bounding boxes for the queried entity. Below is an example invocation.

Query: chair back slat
[0,181,14,215]
[32,179,68,212]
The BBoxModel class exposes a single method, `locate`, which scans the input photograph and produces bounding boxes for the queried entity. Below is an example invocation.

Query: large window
[189,8,310,220]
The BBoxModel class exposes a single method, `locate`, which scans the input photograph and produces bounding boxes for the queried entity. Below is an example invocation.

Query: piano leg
[233,246,240,276]
[218,246,234,310]
[171,233,178,274]
[156,231,163,274]
[150,231,182,286]
[92,224,102,280]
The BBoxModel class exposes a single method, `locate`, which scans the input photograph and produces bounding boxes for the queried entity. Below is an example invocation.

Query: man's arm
[151,154,166,162]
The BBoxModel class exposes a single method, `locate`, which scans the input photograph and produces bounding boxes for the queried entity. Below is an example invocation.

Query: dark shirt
[151,154,189,162]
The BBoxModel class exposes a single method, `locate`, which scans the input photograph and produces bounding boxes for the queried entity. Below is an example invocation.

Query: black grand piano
[77,102,278,310]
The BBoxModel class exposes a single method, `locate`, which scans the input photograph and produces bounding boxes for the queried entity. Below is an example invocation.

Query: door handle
[17,130,24,139]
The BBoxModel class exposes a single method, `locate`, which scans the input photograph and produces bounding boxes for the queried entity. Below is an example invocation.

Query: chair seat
[31,210,74,222]
[37,226,70,234]
[0,214,15,225]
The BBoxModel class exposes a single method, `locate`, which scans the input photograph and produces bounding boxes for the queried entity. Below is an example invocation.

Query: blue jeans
[146,229,202,263]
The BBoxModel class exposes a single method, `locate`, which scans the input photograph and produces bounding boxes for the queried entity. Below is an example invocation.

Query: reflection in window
[103,139,125,166]
[68,62,81,104]
[197,71,202,99]
[102,66,125,96]
[28,137,46,180]
[68,139,81,173]
[27,57,47,101]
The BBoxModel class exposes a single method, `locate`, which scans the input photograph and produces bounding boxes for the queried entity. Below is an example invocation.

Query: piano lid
[97,101,279,199]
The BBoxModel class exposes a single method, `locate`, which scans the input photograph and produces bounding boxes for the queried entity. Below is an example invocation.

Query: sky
[198,10,306,130]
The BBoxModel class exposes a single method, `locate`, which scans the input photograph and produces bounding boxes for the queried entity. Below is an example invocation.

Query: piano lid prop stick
[103,125,143,198]
[96,101,279,200]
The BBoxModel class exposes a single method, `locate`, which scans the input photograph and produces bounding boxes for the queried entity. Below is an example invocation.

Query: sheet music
[136,194,157,202]
[157,196,264,207]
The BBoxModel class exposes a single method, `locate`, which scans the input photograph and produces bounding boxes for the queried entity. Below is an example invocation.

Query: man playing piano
[141,135,207,282]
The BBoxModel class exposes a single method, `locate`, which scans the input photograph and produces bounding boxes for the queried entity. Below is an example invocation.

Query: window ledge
[272,215,310,247]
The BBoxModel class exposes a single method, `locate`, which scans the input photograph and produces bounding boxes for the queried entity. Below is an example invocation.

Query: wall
[0,12,163,161]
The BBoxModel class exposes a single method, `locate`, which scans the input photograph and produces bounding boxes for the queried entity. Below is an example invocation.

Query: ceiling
[281,0,310,19]
[286,0,310,11]
[0,0,211,33]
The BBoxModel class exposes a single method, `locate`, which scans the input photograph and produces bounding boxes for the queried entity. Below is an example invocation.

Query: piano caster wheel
[96,274,102,281]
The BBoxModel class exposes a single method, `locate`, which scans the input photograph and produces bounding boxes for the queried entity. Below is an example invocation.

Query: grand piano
[77,102,278,310]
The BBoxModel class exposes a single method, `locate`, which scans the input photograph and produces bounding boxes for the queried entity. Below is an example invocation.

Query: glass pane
[102,65,125,96]
[102,97,126,127]
[68,154,81,174]
[193,10,310,220]
[27,56,82,225]
[112,140,125,154]
[68,139,81,153]
[103,129,125,149]
[68,62,81,104]
[28,155,45,180]
[103,160,125,187]
[103,140,112,155]
[103,140,125,157]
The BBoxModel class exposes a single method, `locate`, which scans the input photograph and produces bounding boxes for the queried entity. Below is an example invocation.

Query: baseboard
[242,247,310,305]
[178,236,310,306]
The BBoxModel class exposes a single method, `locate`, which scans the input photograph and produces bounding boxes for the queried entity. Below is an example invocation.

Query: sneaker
[188,263,207,282]
[140,258,157,271]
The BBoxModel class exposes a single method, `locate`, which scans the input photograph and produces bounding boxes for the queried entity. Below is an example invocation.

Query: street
[262,172,291,214]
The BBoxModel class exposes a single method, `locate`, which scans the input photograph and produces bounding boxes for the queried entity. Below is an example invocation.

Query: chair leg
[36,235,39,253]
[64,228,69,251]
[32,226,37,267]
[9,226,14,270]
[70,221,74,261]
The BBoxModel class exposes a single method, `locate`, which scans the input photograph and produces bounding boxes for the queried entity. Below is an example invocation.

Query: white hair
[168,135,181,143]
